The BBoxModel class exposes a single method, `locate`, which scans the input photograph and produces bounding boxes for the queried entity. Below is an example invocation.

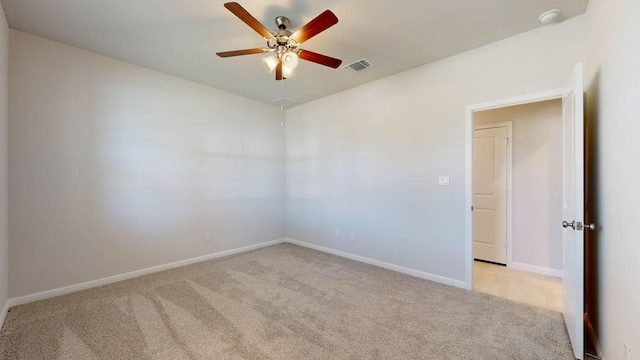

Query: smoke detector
[539,9,561,25]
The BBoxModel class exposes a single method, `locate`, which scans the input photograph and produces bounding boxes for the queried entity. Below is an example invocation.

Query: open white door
[561,63,585,360]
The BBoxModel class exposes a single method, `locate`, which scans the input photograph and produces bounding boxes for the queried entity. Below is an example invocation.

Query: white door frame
[473,121,512,266]
[464,88,568,290]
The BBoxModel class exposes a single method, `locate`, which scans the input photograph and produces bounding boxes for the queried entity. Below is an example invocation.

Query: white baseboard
[0,299,9,331]
[285,238,467,289]
[5,237,468,319]
[7,238,285,308]
[509,261,562,278]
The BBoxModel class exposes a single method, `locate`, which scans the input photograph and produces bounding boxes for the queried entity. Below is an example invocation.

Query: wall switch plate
[350,232,356,241]
[335,229,341,238]
[205,232,211,241]
[438,176,450,186]
[624,342,631,360]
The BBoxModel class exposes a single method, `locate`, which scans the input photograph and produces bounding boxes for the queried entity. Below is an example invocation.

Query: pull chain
[281,78,286,126]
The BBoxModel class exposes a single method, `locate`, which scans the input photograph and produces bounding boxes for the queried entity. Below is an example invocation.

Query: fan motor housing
[272,29,292,40]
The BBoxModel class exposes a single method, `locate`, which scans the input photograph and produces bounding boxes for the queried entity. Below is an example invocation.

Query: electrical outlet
[624,342,631,360]
[335,229,341,238]
[205,232,211,241]
[438,176,450,186]
[350,232,356,241]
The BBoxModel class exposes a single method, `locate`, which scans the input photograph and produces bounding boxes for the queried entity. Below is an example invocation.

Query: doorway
[471,100,563,312]
[465,88,568,284]
[465,64,586,360]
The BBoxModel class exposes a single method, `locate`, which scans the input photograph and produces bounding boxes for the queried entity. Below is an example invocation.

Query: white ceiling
[1,0,588,107]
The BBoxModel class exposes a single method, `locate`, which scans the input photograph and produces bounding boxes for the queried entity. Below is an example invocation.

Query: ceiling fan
[216,2,342,80]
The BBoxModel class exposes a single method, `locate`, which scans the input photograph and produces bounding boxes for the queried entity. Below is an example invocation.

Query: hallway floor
[473,261,562,312]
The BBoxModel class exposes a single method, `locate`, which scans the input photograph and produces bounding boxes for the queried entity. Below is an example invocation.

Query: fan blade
[276,61,283,80]
[298,50,342,68]
[224,2,274,39]
[291,10,338,44]
[216,48,267,57]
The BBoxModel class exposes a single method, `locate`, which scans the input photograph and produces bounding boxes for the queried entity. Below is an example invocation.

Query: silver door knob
[585,223,596,231]
[562,220,576,229]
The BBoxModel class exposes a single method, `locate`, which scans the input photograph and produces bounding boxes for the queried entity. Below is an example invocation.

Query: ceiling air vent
[344,59,373,73]
[272,98,297,107]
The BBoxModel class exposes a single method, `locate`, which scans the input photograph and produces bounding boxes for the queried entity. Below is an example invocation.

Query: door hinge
[505,137,510,145]
[471,206,474,211]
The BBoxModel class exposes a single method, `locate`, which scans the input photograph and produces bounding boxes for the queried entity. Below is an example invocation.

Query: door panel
[562,63,585,360]
[473,126,507,264]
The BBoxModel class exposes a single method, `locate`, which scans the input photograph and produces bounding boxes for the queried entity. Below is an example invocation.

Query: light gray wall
[285,15,587,283]
[0,3,8,311]
[474,100,563,273]
[8,30,286,297]
[584,0,640,358]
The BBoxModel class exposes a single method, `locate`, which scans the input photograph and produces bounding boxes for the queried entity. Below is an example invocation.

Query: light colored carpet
[0,243,574,359]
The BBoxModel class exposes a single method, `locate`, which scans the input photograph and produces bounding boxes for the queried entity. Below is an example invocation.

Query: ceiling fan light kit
[282,51,299,69]
[216,2,342,81]
[261,56,279,73]
[282,65,297,78]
